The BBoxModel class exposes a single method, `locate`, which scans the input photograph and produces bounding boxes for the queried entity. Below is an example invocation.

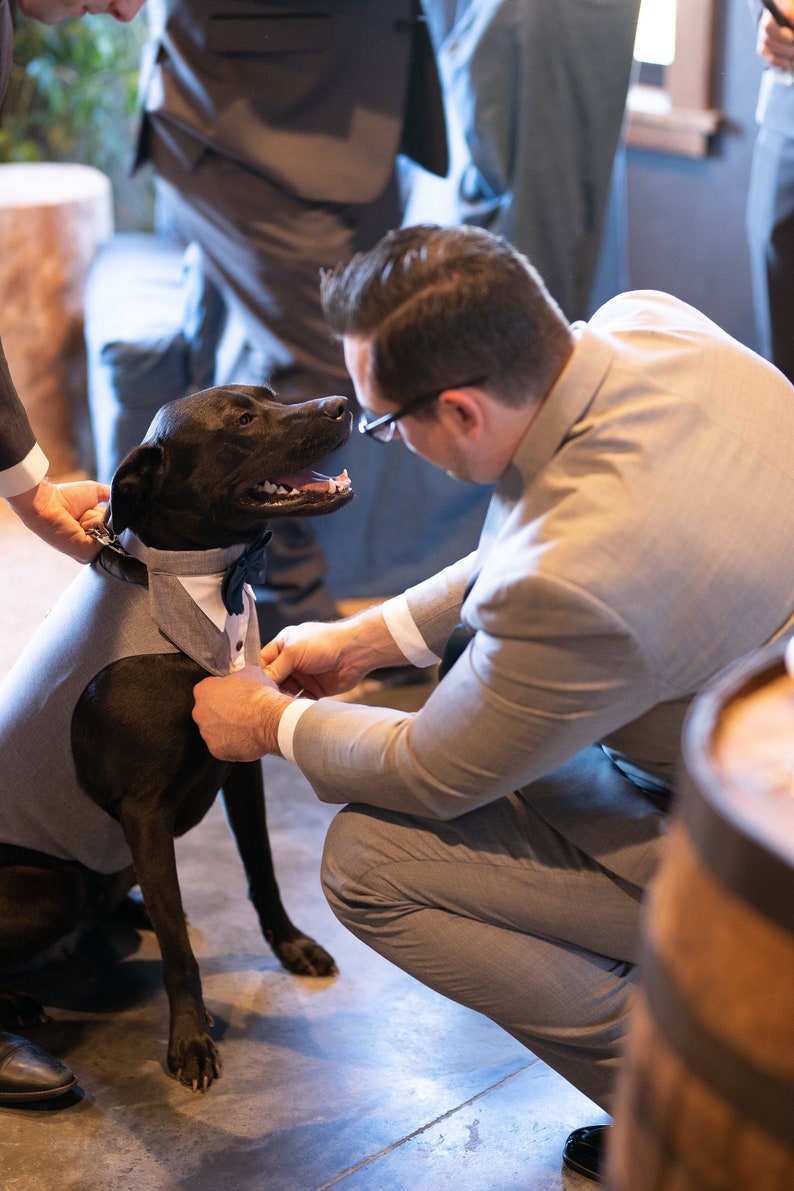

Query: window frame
[626,0,722,158]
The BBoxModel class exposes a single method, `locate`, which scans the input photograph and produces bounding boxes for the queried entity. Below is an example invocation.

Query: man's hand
[192,667,289,761]
[758,5,794,70]
[7,478,110,564]
[261,606,406,697]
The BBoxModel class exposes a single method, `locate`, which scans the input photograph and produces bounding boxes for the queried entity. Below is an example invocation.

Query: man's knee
[321,803,415,932]
[321,805,376,921]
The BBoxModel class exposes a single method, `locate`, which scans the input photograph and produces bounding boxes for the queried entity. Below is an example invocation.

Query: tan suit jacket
[290,291,794,883]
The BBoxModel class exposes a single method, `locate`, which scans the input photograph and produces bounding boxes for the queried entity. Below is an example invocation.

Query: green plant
[0,11,153,228]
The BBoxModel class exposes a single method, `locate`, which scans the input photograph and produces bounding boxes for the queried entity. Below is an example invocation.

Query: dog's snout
[322,396,349,421]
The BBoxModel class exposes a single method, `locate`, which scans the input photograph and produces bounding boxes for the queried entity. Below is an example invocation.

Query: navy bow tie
[221,531,272,615]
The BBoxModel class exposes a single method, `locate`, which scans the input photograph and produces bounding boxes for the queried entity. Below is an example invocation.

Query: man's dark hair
[320,224,571,409]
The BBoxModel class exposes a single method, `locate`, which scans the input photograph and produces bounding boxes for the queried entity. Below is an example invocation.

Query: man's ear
[438,389,484,436]
[108,443,165,534]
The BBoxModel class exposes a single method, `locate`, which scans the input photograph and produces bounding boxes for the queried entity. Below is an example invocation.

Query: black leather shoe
[562,1124,610,1182]
[0,1032,77,1103]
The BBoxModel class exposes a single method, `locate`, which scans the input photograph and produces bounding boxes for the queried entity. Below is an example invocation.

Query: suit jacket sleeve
[291,570,656,820]
[0,0,12,105]
[402,552,475,655]
[0,336,49,497]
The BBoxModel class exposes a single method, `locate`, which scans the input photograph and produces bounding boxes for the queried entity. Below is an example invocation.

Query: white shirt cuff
[277,597,438,763]
[381,594,440,667]
[277,696,315,764]
[0,443,49,498]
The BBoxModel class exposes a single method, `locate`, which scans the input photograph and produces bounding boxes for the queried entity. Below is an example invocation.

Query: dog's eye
[237,413,254,426]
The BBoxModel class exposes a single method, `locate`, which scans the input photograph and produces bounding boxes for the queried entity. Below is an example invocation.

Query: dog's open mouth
[244,467,353,507]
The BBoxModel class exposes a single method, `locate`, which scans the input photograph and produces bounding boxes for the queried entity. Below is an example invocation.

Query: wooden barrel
[608,640,794,1191]
[0,163,113,478]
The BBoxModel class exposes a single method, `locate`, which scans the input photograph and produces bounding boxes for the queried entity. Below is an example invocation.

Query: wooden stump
[608,643,794,1191]
[0,163,113,478]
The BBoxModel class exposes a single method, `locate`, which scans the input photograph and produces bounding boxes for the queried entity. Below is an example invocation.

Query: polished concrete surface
[0,503,606,1190]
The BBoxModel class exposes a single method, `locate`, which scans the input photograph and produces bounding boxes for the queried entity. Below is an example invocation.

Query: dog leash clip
[87,524,130,556]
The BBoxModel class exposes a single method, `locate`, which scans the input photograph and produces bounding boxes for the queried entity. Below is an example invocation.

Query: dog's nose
[321,396,349,421]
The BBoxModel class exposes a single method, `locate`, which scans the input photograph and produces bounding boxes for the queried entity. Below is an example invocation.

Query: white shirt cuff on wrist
[277,597,438,765]
[277,696,315,764]
[381,594,440,668]
[0,443,49,498]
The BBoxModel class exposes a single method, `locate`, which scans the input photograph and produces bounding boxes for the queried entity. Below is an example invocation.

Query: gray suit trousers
[321,745,667,1112]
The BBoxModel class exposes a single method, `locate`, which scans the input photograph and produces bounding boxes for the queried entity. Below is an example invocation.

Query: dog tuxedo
[0,536,262,873]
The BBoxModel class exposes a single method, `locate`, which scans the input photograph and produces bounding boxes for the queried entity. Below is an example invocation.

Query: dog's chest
[117,531,262,677]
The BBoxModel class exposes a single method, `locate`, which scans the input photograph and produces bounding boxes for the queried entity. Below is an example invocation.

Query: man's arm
[288,589,654,822]
[0,338,42,484]
[6,479,110,564]
[1,337,109,562]
[195,572,658,822]
[755,2,794,68]
[192,666,289,761]
[261,601,416,698]
[194,598,439,759]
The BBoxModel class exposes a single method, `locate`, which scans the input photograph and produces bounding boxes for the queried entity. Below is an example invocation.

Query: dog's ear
[109,443,165,534]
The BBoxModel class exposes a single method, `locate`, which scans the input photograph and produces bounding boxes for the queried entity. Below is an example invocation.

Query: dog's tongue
[271,468,351,494]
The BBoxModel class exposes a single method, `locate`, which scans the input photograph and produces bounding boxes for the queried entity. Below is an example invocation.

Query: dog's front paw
[271,933,338,979]
[168,1032,222,1092]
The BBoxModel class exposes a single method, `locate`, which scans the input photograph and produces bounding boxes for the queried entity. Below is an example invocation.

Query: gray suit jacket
[136,0,448,203]
[289,291,794,883]
[0,0,11,106]
[0,16,42,488]
[0,337,38,484]
[0,6,43,493]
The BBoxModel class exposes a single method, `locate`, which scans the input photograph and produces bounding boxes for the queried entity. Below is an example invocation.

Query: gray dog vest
[0,536,261,873]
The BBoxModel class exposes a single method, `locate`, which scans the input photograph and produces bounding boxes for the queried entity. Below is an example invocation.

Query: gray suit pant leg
[321,750,658,1113]
[151,138,404,630]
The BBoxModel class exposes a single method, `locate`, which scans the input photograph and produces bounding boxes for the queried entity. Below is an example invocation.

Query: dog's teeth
[327,479,336,493]
[260,480,295,495]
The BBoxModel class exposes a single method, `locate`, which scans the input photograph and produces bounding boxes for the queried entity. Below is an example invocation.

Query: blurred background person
[746,0,794,382]
[422,0,642,321]
[134,0,451,639]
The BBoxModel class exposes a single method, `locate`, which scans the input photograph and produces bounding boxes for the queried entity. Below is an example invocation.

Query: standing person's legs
[321,750,665,1112]
[747,120,794,385]
[151,141,404,634]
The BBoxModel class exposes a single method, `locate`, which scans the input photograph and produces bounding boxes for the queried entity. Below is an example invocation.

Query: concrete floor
[0,503,606,1190]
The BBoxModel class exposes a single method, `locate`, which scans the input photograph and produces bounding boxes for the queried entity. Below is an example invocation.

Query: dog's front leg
[222,763,337,977]
[118,806,220,1091]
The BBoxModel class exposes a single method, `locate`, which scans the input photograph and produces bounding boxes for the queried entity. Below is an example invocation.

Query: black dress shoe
[562,1124,611,1182]
[0,1031,77,1103]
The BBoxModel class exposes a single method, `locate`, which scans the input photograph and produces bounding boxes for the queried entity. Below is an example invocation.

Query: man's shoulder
[589,289,708,329]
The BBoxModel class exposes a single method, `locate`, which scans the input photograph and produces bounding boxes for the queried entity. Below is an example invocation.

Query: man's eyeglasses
[358,377,487,443]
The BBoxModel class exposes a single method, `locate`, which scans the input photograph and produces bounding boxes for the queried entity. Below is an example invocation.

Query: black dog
[0,385,353,1091]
